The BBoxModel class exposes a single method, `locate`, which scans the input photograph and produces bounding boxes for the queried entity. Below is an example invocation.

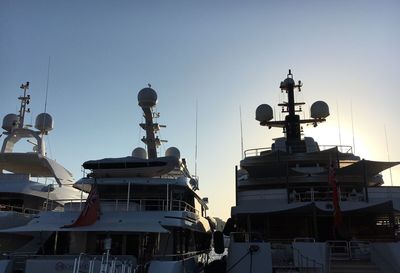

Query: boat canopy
[0,153,74,186]
[82,156,180,178]
[336,160,400,177]
[232,200,397,215]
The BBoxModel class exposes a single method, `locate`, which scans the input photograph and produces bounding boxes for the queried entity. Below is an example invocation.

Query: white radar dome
[132,147,147,159]
[165,147,180,159]
[2,113,18,131]
[310,101,330,119]
[138,87,157,107]
[255,104,273,122]
[35,113,54,132]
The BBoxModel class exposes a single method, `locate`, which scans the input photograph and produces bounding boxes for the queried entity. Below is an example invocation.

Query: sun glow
[303,124,372,160]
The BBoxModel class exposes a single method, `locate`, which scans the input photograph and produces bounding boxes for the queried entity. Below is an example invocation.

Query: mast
[137,85,166,159]
[256,70,329,153]
[17,82,31,128]
[1,82,54,156]
[278,69,303,143]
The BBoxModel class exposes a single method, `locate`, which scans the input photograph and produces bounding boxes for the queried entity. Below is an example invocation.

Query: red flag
[62,184,100,228]
[329,161,343,227]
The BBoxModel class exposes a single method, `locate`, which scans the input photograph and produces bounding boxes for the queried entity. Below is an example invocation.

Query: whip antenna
[44,56,51,113]
[350,100,356,154]
[240,106,244,159]
[195,100,198,177]
[336,101,342,147]
[384,124,393,186]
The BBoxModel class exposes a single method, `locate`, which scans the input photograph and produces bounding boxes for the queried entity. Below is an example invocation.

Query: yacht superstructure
[1,86,213,273]
[0,82,84,251]
[222,71,400,273]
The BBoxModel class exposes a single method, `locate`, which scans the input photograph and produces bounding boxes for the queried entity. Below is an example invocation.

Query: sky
[1,0,399,220]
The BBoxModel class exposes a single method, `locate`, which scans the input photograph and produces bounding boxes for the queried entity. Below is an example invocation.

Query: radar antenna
[257,70,329,153]
[137,85,167,159]
[18,82,31,128]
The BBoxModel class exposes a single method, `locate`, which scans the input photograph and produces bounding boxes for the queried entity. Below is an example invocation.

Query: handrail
[243,144,353,158]
[293,246,325,273]
[71,253,135,273]
[152,249,210,260]
[244,147,271,157]
[288,187,365,203]
[327,241,350,260]
[0,203,41,215]
[349,241,370,260]
[45,198,199,214]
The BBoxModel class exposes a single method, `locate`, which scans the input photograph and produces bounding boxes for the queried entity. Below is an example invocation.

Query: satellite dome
[132,147,147,159]
[280,77,295,89]
[35,113,54,132]
[2,113,18,131]
[138,87,157,107]
[165,147,180,159]
[310,101,330,119]
[255,104,273,122]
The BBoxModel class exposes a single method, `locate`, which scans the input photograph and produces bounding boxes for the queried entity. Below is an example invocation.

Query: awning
[0,211,170,233]
[336,160,400,177]
[232,201,314,215]
[0,153,74,186]
[232,200,396,216]
[315,200,395,214]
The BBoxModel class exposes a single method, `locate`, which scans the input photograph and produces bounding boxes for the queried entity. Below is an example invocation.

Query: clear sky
[1,0,399,220]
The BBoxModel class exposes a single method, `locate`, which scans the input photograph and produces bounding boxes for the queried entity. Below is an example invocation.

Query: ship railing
[244,147,271,157]
[289,187,365,203]
[269,239,325,273]
[152,249,210,261]
[71,253,135,273]
[327,240,370,261]
[243,145,353,158]
[2,252,135,273]
[46,198,199,214]
[292,246,325,273]
[0,203,41,215]
[319,145,353,154]
[228,234,324,273]
[348,241,371,260]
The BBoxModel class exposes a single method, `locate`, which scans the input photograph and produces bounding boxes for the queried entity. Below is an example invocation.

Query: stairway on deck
[330,260,380,273]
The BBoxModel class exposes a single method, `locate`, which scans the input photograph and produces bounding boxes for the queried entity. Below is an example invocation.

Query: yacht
[221,71,400,273]
[1,86,214,273]
[0,82,84,251]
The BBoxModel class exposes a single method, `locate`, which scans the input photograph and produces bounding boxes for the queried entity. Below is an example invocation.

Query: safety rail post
[72,257,78,273]
[88,256,96,273]
[73,253,84,273]
[100,253,105,273]
[121,261,125,273]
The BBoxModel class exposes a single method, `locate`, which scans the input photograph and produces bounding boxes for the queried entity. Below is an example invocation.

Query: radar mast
[137,85,166,159]
[257,70,329,153]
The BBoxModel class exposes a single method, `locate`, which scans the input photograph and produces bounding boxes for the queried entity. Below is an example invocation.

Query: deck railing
[244,144,353,158]
[46,198,199,214]
[289,187,365,203]
[327,240,371,261]
[0,203,41,215]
